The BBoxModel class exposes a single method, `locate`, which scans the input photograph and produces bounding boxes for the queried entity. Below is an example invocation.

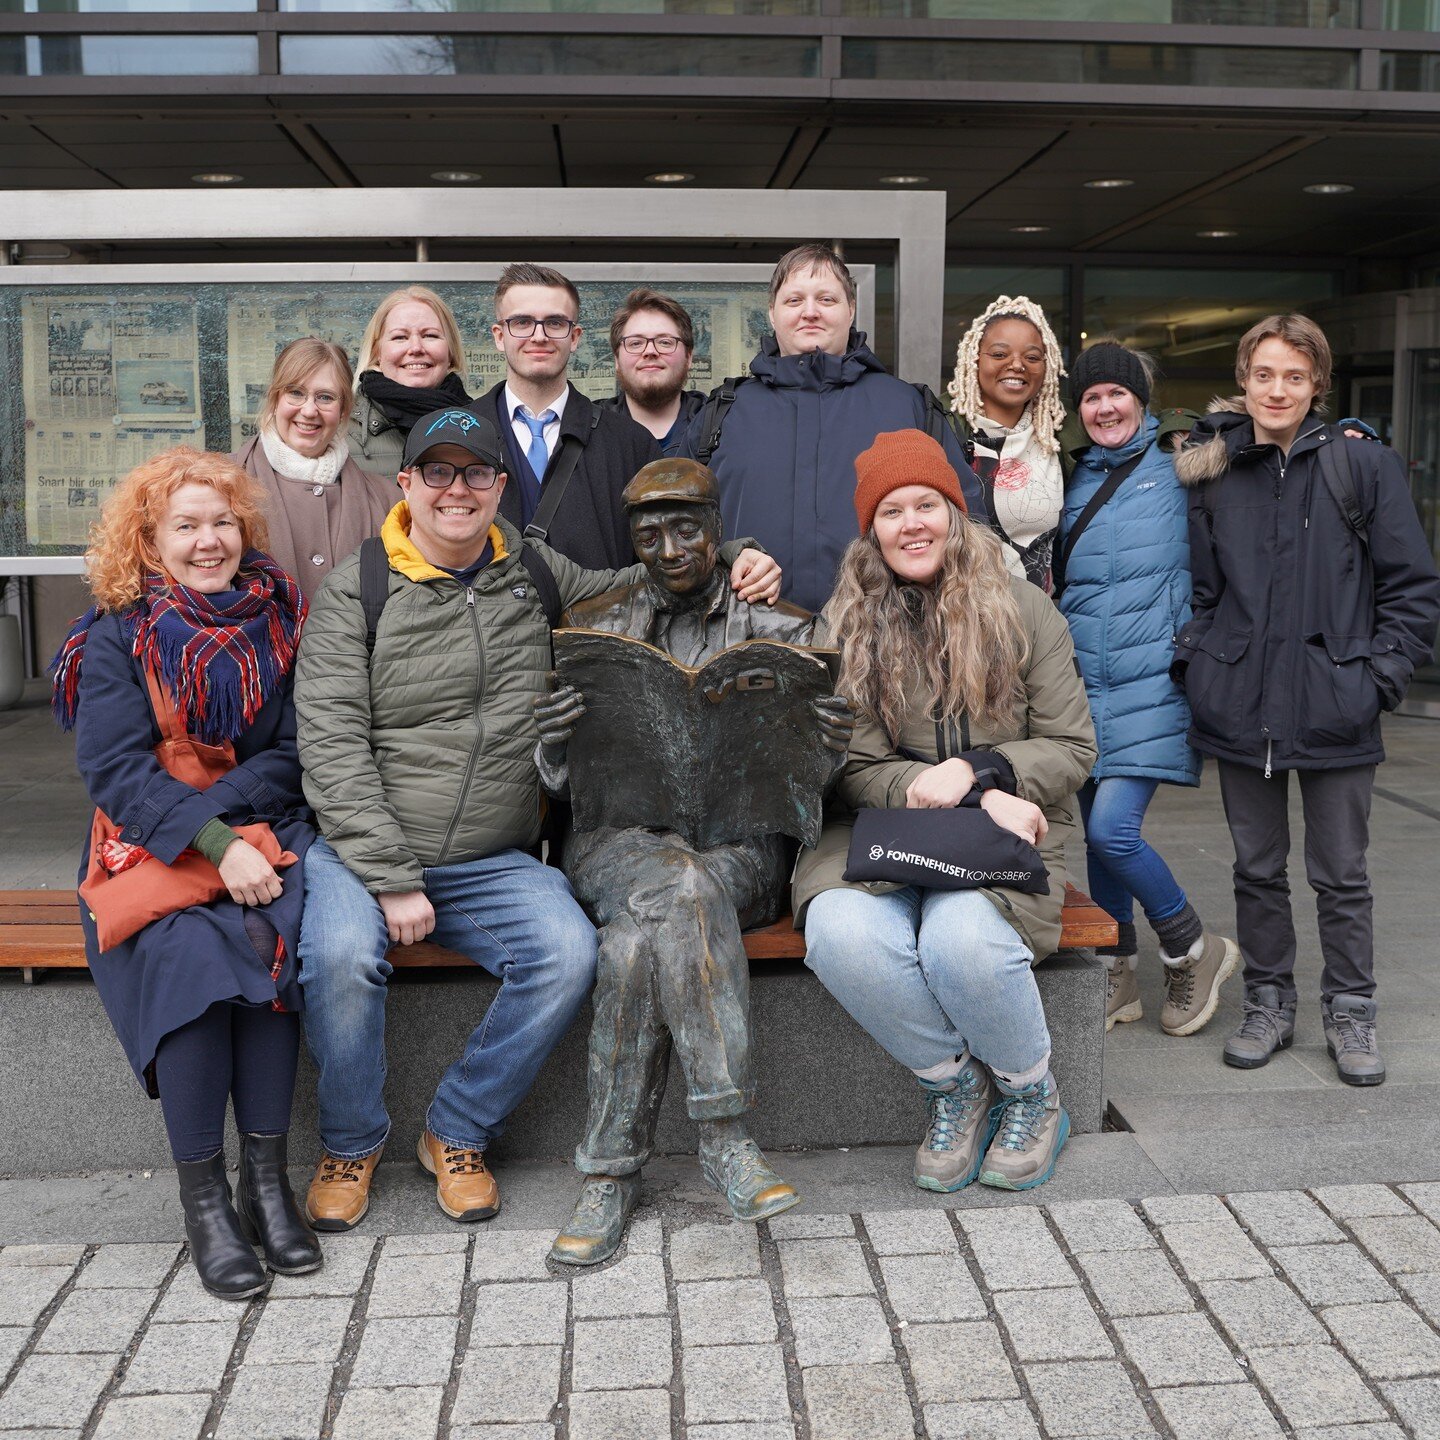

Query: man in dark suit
[484,262,660,569]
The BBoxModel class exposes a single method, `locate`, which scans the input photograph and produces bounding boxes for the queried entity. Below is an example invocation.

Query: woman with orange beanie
[794,429,1096,1193]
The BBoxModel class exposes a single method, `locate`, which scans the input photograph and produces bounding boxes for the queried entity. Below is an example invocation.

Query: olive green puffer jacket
[296,506,640,894]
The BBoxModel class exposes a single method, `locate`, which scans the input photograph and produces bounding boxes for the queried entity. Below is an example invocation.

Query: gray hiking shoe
[1104,956,1143,1032]
[914,1057,997,1193]
[1323,996,1386,1087]
[978,1072,1069,1192]
[1223,984,1296,1069]
[1160,932,1241,1037]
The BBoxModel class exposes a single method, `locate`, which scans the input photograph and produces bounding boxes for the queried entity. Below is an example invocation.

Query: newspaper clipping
[21,294,202,549]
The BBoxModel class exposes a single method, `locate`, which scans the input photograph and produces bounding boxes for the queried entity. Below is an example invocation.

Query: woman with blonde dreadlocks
[947,296,1072,592]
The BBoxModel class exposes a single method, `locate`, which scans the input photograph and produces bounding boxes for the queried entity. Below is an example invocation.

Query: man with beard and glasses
[600,288,706,457]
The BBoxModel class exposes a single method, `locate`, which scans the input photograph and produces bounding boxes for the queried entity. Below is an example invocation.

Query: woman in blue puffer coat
[1057,341,1238,1039]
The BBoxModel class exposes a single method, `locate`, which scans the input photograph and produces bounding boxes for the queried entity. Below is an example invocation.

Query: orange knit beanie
[853,429,968,535]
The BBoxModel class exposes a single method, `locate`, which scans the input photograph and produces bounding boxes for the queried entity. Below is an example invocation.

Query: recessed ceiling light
[1197,228,1238,238]
[1010,225,1050,233]
[879,174,929,185]
[432,170,481,183]
[646,172,694,184]
[1084,178,1133,189]
[1303,182,1354,195]
[191,172,242,185]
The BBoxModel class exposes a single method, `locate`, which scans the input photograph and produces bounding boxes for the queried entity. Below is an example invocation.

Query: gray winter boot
[1323,996,1386,1087]
[1223,984,1296,1069]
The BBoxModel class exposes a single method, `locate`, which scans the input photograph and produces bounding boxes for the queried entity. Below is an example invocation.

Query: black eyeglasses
[500,315,576,339]
[418,461,500,491]
[618,334,683,355]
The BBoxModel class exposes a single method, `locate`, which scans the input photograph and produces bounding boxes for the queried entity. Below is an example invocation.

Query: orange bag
[79,665,298,952]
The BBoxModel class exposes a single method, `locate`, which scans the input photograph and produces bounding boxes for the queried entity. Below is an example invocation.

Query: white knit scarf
[260,424,350,487]
[971,407,1064,577]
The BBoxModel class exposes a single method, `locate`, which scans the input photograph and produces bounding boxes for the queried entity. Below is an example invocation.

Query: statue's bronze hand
[533,682,588,757]
[811,694,855,754]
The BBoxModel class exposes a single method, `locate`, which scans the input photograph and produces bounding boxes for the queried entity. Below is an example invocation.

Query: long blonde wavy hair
[829,502,1029,742]
[947,295,1066,455]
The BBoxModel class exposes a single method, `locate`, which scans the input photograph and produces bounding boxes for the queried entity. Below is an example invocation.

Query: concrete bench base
[0,952,1104,1178]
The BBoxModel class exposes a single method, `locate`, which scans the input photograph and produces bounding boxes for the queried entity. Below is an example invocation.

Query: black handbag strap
[523,409,599,545]
[1052,446,1148,597]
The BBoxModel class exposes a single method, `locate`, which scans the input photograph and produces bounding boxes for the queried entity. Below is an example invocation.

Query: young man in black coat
[1174,314,1440,1085]
[483,263,661,570]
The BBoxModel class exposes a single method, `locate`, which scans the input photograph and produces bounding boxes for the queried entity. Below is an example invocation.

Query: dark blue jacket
[680,330,982,613]
[1173,403,1440,771]
[1058,416,1199,787]
[73,609,314,1091]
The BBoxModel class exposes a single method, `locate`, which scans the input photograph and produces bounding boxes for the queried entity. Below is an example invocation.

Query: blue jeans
[298,838,597,1157]
[1078,778,1187,930]
[802,886,1049,1078]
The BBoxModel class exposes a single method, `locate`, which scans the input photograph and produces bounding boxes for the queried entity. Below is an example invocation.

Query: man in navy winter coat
[1174,314,1440,1087]
[680,243,981,613]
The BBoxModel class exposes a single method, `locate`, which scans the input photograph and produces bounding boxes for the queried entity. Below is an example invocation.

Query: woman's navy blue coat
[73,610,314,1093]
[1058,415,1200,787]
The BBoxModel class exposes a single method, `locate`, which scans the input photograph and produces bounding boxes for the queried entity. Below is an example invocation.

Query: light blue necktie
[518,409,556,484]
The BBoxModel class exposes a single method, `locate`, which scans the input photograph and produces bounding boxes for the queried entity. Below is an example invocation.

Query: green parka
[346,393,406,481]
[792,579,1097,960]
[296,505,639,894]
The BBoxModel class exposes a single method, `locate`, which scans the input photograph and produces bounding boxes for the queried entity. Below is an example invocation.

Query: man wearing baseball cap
[294,414,783,1230]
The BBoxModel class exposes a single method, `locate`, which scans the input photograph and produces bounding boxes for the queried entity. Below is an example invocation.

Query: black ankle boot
[235,1133,323,1275]
[176,1153,269,1300]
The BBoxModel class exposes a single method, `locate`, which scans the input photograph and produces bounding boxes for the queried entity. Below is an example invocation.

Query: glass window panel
[3,33,258,71]
[840,0,1356,21]
[0,0,255,10]
[283,32,818,73]
[1081,266,1340,404]
[1384,0,1440,29]
[1379,49,1440,86]
[842,38,1357,88]
[283,0,814,11]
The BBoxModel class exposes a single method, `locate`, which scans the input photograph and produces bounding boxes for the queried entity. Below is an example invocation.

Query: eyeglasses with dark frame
[618,334,684,355]
[417,460,501,491]
[500,315,577,339]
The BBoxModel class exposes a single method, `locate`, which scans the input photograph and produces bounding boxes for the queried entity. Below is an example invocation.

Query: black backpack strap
[359,536,390,655]
[523,408,600,545]
[914,382,953,446]
[1318,436,1369,550]
[519,542,563,629]
[694,377,745,465]
[1052,447,1148,598]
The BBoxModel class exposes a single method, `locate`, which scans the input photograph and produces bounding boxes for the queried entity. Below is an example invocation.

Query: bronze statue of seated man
[535,458,851,1265]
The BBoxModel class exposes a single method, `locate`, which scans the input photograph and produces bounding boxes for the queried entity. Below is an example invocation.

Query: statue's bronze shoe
[549,1173,641,1266]
[699,1137,800,1223]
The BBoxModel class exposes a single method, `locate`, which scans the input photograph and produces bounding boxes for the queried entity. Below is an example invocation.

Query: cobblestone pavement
[6,1186,1440,1438]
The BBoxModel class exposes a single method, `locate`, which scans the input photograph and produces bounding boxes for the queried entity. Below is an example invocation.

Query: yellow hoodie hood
[380,501,509,583]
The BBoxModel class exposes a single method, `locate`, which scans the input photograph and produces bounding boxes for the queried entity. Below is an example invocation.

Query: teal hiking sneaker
[914,1057,997,1193]
[978,1072,1070,1192]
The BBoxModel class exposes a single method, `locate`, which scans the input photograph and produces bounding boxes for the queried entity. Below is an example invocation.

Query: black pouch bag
[843,801,1049,895]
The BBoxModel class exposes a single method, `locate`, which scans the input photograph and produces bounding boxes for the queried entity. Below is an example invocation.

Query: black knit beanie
[1069,342,1150,409]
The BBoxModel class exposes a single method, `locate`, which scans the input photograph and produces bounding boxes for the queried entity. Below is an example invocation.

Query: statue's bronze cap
[622,458,720,510]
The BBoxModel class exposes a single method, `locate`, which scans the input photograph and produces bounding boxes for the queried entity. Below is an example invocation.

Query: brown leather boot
[305,1148,383,1233]
[417,1130,500,1222]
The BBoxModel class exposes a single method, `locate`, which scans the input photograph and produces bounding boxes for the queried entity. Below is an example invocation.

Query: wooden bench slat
[1,882,1117,970]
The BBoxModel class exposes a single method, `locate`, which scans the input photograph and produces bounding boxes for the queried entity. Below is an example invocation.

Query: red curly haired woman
[52,447,320,1299]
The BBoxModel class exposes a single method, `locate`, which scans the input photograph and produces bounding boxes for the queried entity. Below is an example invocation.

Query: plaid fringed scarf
[51,551,306,744]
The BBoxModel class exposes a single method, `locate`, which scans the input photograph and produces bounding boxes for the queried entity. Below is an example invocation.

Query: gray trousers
[563,827,786,1176]
[1216,760,1377,1003]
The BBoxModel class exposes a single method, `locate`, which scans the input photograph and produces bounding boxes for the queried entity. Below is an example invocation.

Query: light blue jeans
[802,886,1049,1079]
[298,838,597,1157]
